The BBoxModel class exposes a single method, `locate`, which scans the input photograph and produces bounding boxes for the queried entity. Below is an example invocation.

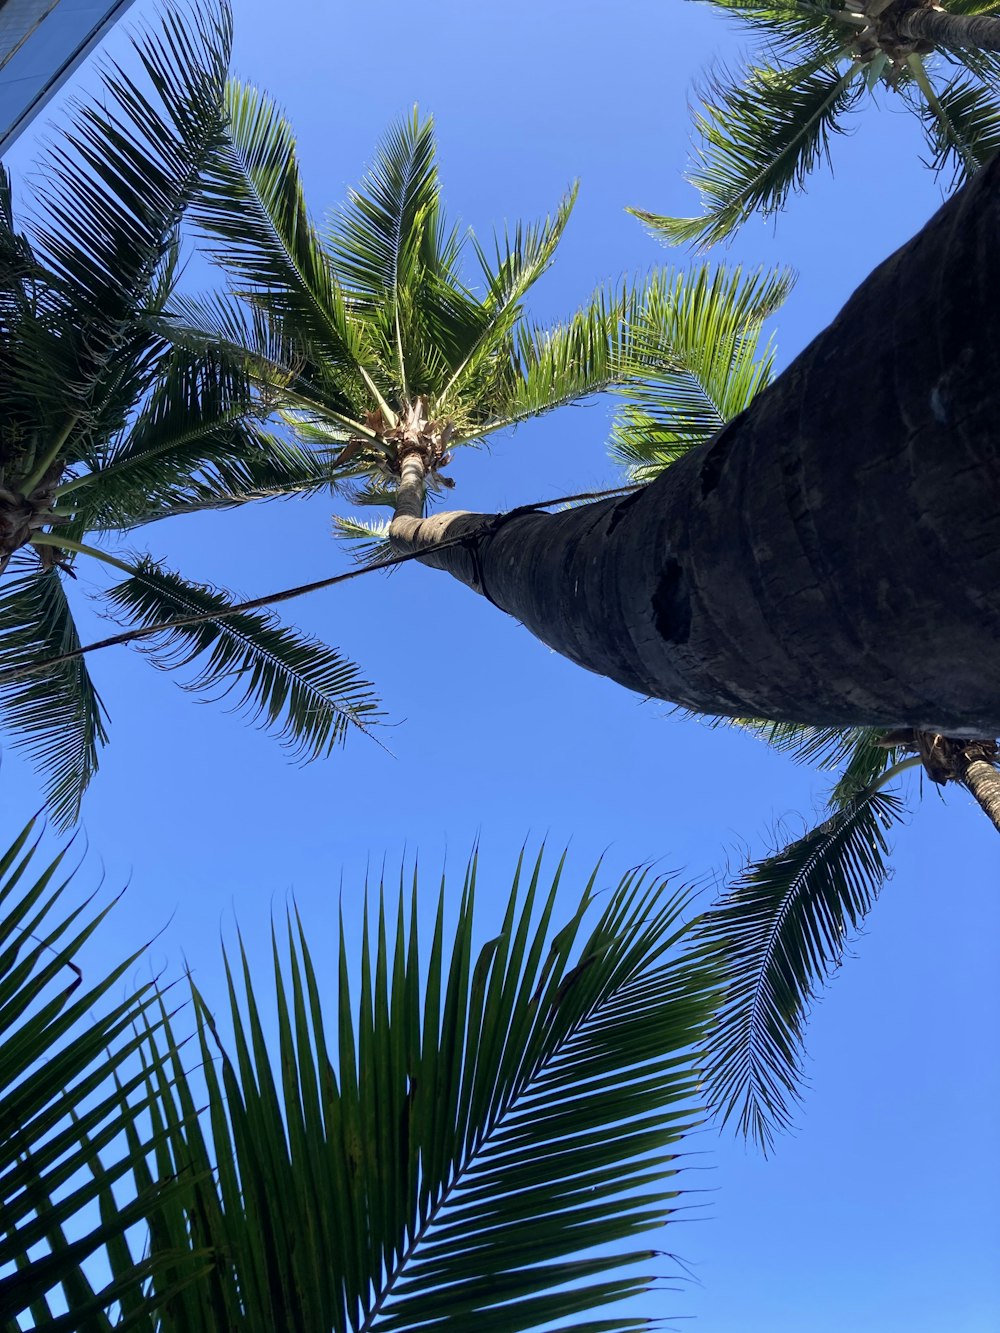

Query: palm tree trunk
[391,152,1000,735]
[899,7,1000,52]
[958,757,1000,832]
[393,449,427,521]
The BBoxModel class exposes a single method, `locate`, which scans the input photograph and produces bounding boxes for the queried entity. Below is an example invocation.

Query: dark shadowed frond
[104,559,383,756]
[59,344,335,531]
[633,51,864,247]
[0,822,196,1326]
[611,264,791,478]
[0,563,107,829]
[696,784,905,1150]
[27,1,232,397]
[118,850,715,1331]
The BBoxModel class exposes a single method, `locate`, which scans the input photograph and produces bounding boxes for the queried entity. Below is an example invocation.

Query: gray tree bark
[899,7,1000,52]
[391,153,1000,735]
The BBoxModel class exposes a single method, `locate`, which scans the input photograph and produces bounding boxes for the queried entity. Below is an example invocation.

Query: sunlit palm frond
[910,60,1000,181]
[697,785,905,1150]
[611,264,791,478]
[331,513,395,565]
[0,563,107,829]
[633,52,864,248]
[0,821,194,1326]
[437,185,579,407]
[196,79,373,404]
[330,108,440,308]
[104,559,384,756]
[484,285,637,435]
[122,849,715,1331]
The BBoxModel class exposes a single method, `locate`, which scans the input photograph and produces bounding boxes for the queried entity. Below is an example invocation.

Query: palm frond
[127,848,715,1330]
[104,559,384,756]
[331,513,395,565]
[195,79,374,412]
[484,285,638,436]
[726,717,902,804]
[697,785,905,1149]
[0,562,107,829]
[26,1,232,400]
[0,820,195,1325]
[330,109,440,308]
[59,345,335,531]
[611,264,792,479]
[436,185,579,407]
[911,61,1000,181]
[633,52,864,248]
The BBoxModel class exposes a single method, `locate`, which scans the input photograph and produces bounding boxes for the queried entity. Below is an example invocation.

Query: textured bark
[899,7,1000,51]
[394,450,428,521]
[960,759,1000,832]
[392,154,1000,734]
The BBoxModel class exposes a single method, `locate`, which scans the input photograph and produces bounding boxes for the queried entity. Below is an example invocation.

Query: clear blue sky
[4,1,999,1328]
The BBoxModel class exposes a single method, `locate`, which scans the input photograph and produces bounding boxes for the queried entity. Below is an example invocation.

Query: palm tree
[388,149,1000,734]
[183,94,637,548]
[630,0,1000,247]
[2,827,717,1330]
[595,247,1000,1152]
[0,2,385,828]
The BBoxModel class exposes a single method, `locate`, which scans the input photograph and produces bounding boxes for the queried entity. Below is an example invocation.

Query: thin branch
[0,483,640,684]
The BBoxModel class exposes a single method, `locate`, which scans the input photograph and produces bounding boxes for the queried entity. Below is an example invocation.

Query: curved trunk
[959,758,1000,832]
[899,7,1000,52]
[392,154,1000,734]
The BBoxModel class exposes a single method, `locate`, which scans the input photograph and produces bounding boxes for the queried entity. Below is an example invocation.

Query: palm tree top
[191,96,634,505]
[634,0,1000,247]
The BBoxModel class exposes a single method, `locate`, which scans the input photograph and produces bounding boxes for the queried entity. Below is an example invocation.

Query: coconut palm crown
[633,0,1000,247]
[183,90,639,553]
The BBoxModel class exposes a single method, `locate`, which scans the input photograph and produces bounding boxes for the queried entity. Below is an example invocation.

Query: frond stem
[906,54,980,176]
[21,414,83,496]
[29,533,135,575]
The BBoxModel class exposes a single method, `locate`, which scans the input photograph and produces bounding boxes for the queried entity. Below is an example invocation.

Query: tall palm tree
[630,0,1000,247]
[0,2,385,828]
[600,248,1000,1151]
[2,827,716,1330]
[386,148,1000,735]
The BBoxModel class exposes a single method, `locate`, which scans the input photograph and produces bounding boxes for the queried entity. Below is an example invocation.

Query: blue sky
[3,0,1000,1328]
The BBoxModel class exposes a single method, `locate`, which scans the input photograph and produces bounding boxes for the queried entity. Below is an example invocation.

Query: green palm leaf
[59,345,335,531]
[0,562,107,829]
[696,785,905,1150]
[104,559,383,756]
[486,285,639,434]
[910,60,1000,180]
[634,51,864,248]
[726,718,902,804]
[437,185,579,406]
[195,79,372,408]
[125,849,715,1330]
[25,0,231,412]
[0,820,197,1325]
[611,264,792,478]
